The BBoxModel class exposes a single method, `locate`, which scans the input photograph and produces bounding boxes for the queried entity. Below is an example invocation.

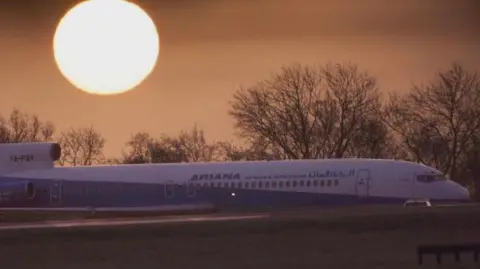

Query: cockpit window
[417,175,434,183]
[416,174,446,183]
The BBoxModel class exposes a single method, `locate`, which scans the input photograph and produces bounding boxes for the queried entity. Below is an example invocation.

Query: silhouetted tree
[384,63,480,183]
[173,125,219,162]
[229,62,392,159]
[216,138,284,161]
[216,141,248,161]
[0,108,55,143]
[57,126,106,166]
[347,117,406,159]
[454,133,480,200]
[122,125,220,163]
[121,132,155,163]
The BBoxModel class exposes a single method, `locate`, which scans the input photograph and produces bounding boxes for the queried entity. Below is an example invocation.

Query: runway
[0,203,476,231]
[0,206,476,269]
[0,213,270,231]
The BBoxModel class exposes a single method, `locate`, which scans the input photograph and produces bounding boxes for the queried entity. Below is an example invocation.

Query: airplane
[0,142,471,214]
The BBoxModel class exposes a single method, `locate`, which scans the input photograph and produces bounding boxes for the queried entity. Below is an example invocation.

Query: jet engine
[0,181,36,204]
[0,142,61,175]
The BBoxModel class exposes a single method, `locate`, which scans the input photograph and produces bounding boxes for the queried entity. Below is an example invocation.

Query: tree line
[1,62,479,200]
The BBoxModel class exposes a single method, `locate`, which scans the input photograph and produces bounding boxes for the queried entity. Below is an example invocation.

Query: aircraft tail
[0,142,61,175]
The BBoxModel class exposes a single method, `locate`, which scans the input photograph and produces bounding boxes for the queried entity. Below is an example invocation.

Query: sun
[53,0,160,95]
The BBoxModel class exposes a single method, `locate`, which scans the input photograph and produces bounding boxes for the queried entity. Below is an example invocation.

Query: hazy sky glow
[0,0,478,157]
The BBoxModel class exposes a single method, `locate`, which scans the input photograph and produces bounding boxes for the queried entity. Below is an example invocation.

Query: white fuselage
[0,158,470,210]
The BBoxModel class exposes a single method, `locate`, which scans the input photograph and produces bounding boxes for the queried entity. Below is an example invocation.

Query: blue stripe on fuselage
[0,177,466,209]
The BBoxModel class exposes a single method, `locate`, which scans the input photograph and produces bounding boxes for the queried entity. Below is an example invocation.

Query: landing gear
[404,198,431,207]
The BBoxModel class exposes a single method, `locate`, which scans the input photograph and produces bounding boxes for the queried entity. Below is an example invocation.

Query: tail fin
[0,142,61,175]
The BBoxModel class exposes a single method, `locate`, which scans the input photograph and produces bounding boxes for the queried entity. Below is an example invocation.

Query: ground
[0,204,478,269]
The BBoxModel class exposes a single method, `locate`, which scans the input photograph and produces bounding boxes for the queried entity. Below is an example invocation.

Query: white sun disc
[53,0,160,95]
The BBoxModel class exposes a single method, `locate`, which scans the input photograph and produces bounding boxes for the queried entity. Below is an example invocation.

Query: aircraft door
[410,174,417,199]
[410,173,427,200]
[186,181,196,197]
[49,180,63,205]
[356,169,370,197]
[165,181,175,198]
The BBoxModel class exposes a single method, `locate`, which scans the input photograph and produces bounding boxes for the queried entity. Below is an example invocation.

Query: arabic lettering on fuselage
[189,169,355,181]
[309,169,355,178]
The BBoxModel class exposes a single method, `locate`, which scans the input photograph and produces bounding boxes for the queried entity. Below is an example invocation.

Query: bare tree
[229,62,390,159]
[216,138,284,161]
[454,134,480,200]
[122,132,155,164]
[122,125,220,164]
[347,117,405,159]
[320,63,388,158]
[461,134,480,200]
[229,64,322,159]
[0,108,55,143]
[149,136,189,163]
[173,125,219,162]
[384,63,480,181]
[57,126,106,166]
[216,141,248,161]
[104,158,123,165]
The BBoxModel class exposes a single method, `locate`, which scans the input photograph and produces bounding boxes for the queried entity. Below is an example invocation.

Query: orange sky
[0,0,479,158]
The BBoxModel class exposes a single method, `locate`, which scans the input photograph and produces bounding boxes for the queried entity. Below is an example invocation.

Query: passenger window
[320,180,325,187]
[306,180,311,187]
[245,182,249,188]
[279,181,284,188]
[259,182,263,188]
[252,182,257,188]
[265,181,270,188]
[210,182,215,188]
[334,179,339,186]
[286,181,290,187]
[223,182,229,188]
[293,181,297,187]
[299,181,304,187]
[327,180,331,186]
[313,179,318,186]
[237,182,242,188]
[230,182,235,188]
[272,181,277,188]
